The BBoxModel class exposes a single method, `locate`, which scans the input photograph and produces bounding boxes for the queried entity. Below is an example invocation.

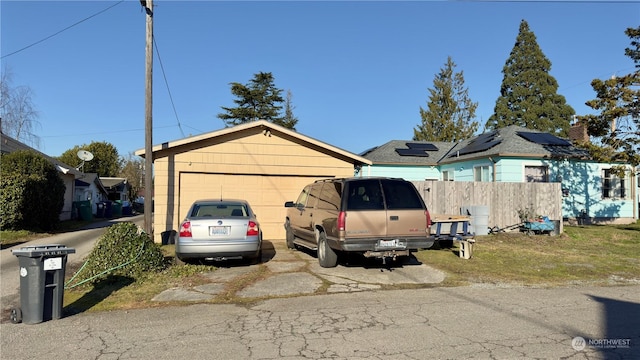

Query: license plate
[378,239,398,248]
[209,226,230,236]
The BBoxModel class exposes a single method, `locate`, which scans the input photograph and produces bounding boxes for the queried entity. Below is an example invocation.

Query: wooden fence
[412,180,563,234]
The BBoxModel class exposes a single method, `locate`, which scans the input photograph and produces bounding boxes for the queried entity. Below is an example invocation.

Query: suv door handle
[390,216,399,221]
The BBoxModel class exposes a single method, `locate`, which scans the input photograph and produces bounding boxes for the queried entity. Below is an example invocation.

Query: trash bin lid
[12,244,76,257]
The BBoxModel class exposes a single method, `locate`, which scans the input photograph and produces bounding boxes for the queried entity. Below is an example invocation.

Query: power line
[153,35,185,138]
[1,1,126,60]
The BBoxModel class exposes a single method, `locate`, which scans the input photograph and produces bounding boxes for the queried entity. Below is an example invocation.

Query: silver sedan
[175,199,262,264]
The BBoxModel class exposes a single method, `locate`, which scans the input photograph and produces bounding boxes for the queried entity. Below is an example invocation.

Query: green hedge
[0,150,65,230]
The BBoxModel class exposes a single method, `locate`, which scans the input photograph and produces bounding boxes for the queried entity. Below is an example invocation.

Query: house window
[525,166,549,183]
[473,165,491,182]
[442,170,454,181]
[602,169,629,199]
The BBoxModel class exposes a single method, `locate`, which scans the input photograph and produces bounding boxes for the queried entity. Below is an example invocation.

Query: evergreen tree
[486,20,574,136]
[218,72,287,127]
[413,56,479,142]
[577,26,640,168]
[276,89,299,130]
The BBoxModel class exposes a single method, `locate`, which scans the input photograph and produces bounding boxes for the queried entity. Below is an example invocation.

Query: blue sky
[2,1,638,160]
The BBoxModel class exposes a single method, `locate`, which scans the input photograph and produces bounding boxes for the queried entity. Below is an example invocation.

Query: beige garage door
[179,173,330,240]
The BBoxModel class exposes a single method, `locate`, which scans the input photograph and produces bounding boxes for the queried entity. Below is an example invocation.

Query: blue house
[359,125,638,224]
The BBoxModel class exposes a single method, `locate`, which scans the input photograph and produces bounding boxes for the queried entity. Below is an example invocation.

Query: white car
[176,199,262,264]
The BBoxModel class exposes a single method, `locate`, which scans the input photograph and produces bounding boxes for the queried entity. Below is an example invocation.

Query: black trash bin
[11,245,76,324]
[104,200,113,218]
[96,202,105,218]
[161,230,177,245]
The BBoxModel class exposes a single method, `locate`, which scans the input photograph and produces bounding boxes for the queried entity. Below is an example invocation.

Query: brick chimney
[569,122,589,143]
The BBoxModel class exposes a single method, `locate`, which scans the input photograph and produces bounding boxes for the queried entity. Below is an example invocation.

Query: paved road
[1,216,638,359]
[1,284,638,359]
[0,215,145,314]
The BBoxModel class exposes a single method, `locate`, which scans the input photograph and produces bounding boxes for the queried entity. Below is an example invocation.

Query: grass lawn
[415,223,640,287]
[5,222,640,314]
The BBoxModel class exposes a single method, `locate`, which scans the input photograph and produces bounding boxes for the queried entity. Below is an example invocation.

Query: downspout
[489,157,497,182]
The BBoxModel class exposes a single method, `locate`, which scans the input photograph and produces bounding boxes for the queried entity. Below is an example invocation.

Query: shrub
[68,222,167,287]
[0,150,65,230]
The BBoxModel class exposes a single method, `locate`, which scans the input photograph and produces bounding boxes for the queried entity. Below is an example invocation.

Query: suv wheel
[285,221,295,249]
[317,232,338,268]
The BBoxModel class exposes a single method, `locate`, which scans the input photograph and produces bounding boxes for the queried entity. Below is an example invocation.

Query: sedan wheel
[317,232,338,268]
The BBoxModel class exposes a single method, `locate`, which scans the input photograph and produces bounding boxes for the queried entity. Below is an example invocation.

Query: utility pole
[142,0,154,236]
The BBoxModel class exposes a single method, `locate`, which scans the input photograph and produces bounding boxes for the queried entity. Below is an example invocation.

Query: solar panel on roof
[451,131,501,157]
[396,149,430,157]
[456,139,502,156]
[394,142,439,157]
[405,142,439,151]
[517,132,571,146]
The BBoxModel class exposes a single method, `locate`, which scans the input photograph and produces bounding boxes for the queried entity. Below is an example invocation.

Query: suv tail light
[247,221,259,236]
[425,210,432,228]
[179,221,192,238]
[338,211,346,231]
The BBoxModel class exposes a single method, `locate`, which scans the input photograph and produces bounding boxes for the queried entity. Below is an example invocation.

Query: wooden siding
[153,132,357,242]
[178,173,327,240]
[413,180,563,234]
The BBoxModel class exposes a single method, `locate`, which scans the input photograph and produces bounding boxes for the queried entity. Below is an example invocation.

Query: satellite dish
[77,150,94,161]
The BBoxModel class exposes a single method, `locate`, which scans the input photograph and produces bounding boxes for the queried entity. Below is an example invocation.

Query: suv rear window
[346,179,384,210]
[381,179,424,210]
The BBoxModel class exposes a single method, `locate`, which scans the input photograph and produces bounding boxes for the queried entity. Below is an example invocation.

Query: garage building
[135,120,371,243]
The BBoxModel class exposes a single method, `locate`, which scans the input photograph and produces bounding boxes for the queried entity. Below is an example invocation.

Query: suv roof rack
[313,176,404,184]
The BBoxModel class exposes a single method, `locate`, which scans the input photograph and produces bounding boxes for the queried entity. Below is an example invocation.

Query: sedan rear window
[192,204,247,217]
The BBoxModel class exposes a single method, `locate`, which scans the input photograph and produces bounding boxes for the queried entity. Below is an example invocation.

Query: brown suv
[284,177,434,267]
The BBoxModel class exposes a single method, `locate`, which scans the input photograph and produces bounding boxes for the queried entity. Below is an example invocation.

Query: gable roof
[360,140,456,165]
[1,132,83,178]
[75,173,108,195]
[101,177,128,189]
[439,125,590,164]
[134,120,372,166]
[361,126,591,166]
